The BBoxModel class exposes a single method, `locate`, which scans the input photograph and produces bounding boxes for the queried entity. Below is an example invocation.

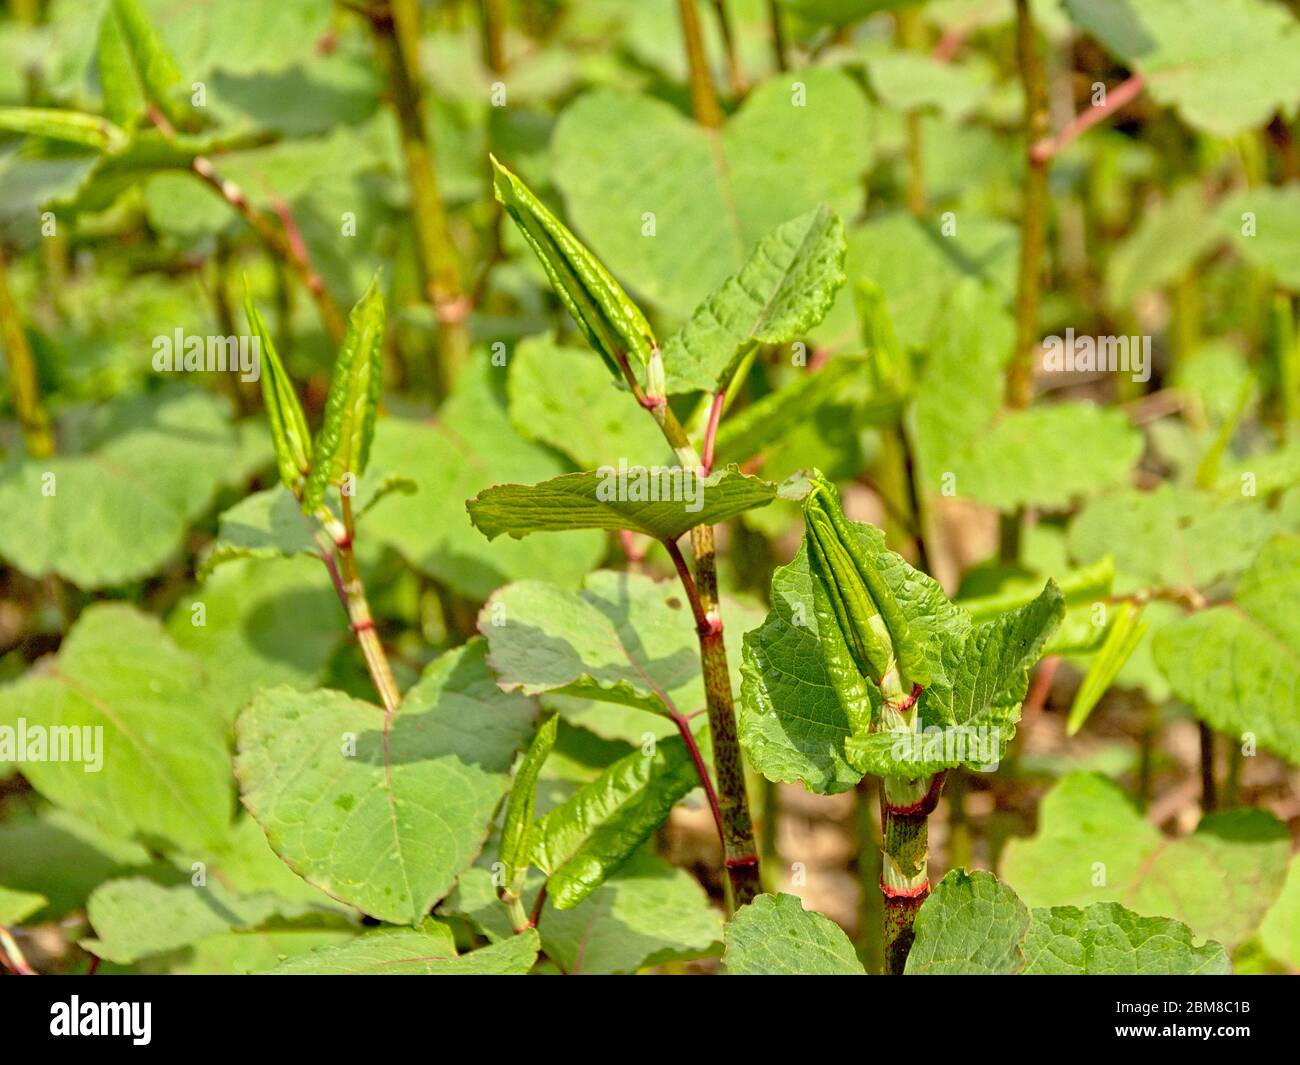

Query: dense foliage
[0,0,1297,977]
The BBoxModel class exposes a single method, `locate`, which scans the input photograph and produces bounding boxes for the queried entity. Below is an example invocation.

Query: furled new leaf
[1067,601,1147,736]
[108,0,201,131]
[491,155,655,377]
[302,275,384,514]
[0,107,127,152]
[498,714,559,898]
[244,294,311,492]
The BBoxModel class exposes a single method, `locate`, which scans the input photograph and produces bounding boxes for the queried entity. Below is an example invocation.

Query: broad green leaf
[551,69,873,317]
[492,155,656,377]
[1062,0,1300,138]
[200,486,320,575]
[1105,183,1217,308]
[0,106,127,151]
[907,869,1232,975]
[0,886,46,926]
[724,893,864,975]
[499,713,559,896]
[1067,601,1147,736]
[166,557,344,719]
[864,48,996,120]
[0,604,233,851]
[1217,185,1300,290]
[443,853,722,974]
[945,404,1143,511]
[149,925,357,975]
[1023,902,1231,975]
[0,389,237,588]
[244,292,311,492]
[302,275,384,514]
[0,810,156,921]
[507,334,670,469]
[905,870,1029,975]
[268,921,539,975]
[481,570,716,721]
[82,877,351,965]
[661,206,847,394]
[467,465,778,543]
[1069,485,1281,592]
[533,735,701,909]
[1000,772,1290,949]
[1153,535,1300,764]
[781,0,912,24]
[366,360,606,600]
[1259,854,1300,969]
[235,639,536,925]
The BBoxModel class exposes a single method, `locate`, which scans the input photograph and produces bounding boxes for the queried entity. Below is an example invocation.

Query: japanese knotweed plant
[742,474,1064,972]
[465,157,848,913]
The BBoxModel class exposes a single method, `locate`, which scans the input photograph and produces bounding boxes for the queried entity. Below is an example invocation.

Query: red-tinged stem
[1021,655,1059,722]
[528,882,548,929]
[671,710,726,847]
[879,772,947,974]
[662,537,710,635]
[1031,73,1145,164]
[620,529,645,569]
[701,390,725,475]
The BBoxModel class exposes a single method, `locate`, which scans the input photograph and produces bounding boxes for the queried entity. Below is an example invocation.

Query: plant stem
[766,0,787,71]
[700,390,725,474]
[1030,73,1145,164]
[187,153,346,343]
[1198,720,1217,813]
[316,498,402,715]
[896,8,926,216]
[880,771,945,974]
[0,925,35,975]
[1007,0,1049,412]
[678,0,724,129]
[709,0,747,97]
[481,0,507,74]
[369,0,470,399]
[854,776,884,973]
[0,245,54,457]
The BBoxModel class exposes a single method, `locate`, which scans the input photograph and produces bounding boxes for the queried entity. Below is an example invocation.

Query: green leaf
[235,639,537,925]
[661,206,847,394]
[1069,485,1281,592]
[443,852,722,973]
[907,870,1232,975]
[96,3,147,128]
[244,292,311,492]
[1259,854,1300,969]
[82,877,351,965]
[267,921,540,975]
[0,107,127,152]
[0,604,233,851]
[166,557,344,720]
[1153,535,1300,764]
[551,69,874,317]
[366,360,606,600]
[467,465,778,543]
[533,735,701,909]
[1062,0,1300,138]
[480,570,713,720]
[0,389,237,588]
[865,48,996,120]
[723,893,865,975]
[1023,902,1231,975]
[0,886,46,926]
[905,870,1029,975]
[200,486,320,575]
[781,0,912,25]
[302,274,385,514]
[499,713,559,897]
[492,155,656,377]
[1105,183,1217,308]
[507,334,670,469]
[1000,772,1290,949]
[1217,185,1300,290]
[109,0,201,131]
[1067,601,1147,736]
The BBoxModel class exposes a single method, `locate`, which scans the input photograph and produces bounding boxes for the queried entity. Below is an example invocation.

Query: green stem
[678,0,724,129]
[0,245,54,457]
[766,0,787,72]
[709,0,746,97]
[880,772,945,975]
[482,0,507,74]
[370,0,470,400]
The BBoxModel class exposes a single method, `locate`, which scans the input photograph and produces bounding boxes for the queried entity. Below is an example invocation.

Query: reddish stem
[701,390,725,475]
[1031,73,1146,163]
